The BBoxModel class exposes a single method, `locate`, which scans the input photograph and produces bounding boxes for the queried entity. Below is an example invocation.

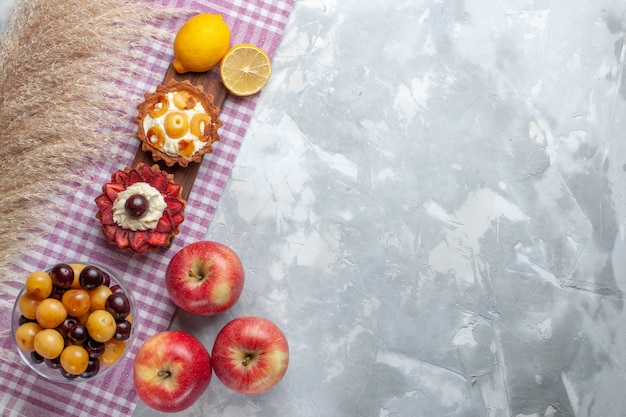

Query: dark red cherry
[30,351,44,364]
[56,317,78,338]
[125,194,148,218]
[44,357,61,369]
[109,284,125,295]
[68,324,88,345]
[101,272,111,287]
[49,264,74,289]
[105,293,131,320]
[80,358,100,378]
[60,368,80,379]
[84,338,105,359]
[114,320,132,341]
[50,286,67,301]
[79,266,104,290]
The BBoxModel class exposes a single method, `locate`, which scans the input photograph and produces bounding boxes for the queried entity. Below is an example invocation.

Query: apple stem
[188,270,203,280]
[242,355,252,367]
[158,370,171,379]
[187,269,206,281]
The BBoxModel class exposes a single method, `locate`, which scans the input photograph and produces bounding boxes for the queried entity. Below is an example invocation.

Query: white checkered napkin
[0,0,295,416]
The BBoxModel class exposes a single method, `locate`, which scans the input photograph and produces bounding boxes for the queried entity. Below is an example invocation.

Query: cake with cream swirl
[95,164,186,253]
[135,79,222,167]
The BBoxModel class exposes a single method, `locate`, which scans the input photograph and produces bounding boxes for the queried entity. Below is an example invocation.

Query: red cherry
[49,264,74,289]
[125,194,148,218]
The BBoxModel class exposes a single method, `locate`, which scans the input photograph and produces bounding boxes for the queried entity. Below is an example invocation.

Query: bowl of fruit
[11,262,137,383]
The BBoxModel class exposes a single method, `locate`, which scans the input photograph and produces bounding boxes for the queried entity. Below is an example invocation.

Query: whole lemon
[173,14,231,74]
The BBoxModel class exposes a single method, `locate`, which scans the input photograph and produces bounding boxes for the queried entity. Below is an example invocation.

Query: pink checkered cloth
[0,0,294,415]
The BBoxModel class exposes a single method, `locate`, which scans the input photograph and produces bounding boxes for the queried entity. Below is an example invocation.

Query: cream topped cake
[135,79,222,167]
[95,164,186,253]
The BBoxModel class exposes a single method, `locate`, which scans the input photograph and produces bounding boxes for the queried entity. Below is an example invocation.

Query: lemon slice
[220,44,272,97]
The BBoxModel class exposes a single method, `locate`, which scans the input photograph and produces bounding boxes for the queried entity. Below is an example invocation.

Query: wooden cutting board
[131,65,228,201]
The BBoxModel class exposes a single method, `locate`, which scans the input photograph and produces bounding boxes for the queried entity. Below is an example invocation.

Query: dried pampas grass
[0,0,188,278]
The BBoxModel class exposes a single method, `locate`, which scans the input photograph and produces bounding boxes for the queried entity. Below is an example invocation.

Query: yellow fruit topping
[173,91,197,110]
[149,95,170,118]
[173,13,231,74]
[220,44,272,96]
[164,112,189,139]
[190,113,210,139]
[147,126,166,149]
[178,140,196,158]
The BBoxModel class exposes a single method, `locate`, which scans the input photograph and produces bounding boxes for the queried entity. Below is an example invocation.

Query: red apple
[133,331,212,413]
[166,241,245,315]
[211,316,289,395]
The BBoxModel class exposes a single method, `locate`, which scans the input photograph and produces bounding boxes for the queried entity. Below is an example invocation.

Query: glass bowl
[11,262,138,383]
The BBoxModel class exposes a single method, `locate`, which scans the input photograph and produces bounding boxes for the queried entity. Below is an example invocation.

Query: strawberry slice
[127,169,143,186]
[112,170,127,183]
[138,164,155,181]
[95,194,111,210]
[170,212,185,226]
[165,198,184,212]
[103,182,126,202]
[155,213,173,233]
[130,231,149,253]
[163,182,182,198]
[149,172,168,193]
[171,213,185,228]
[148,232,169,247]
[98,204,114,225]
[102,225,117,242]
[115,228,130,249]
